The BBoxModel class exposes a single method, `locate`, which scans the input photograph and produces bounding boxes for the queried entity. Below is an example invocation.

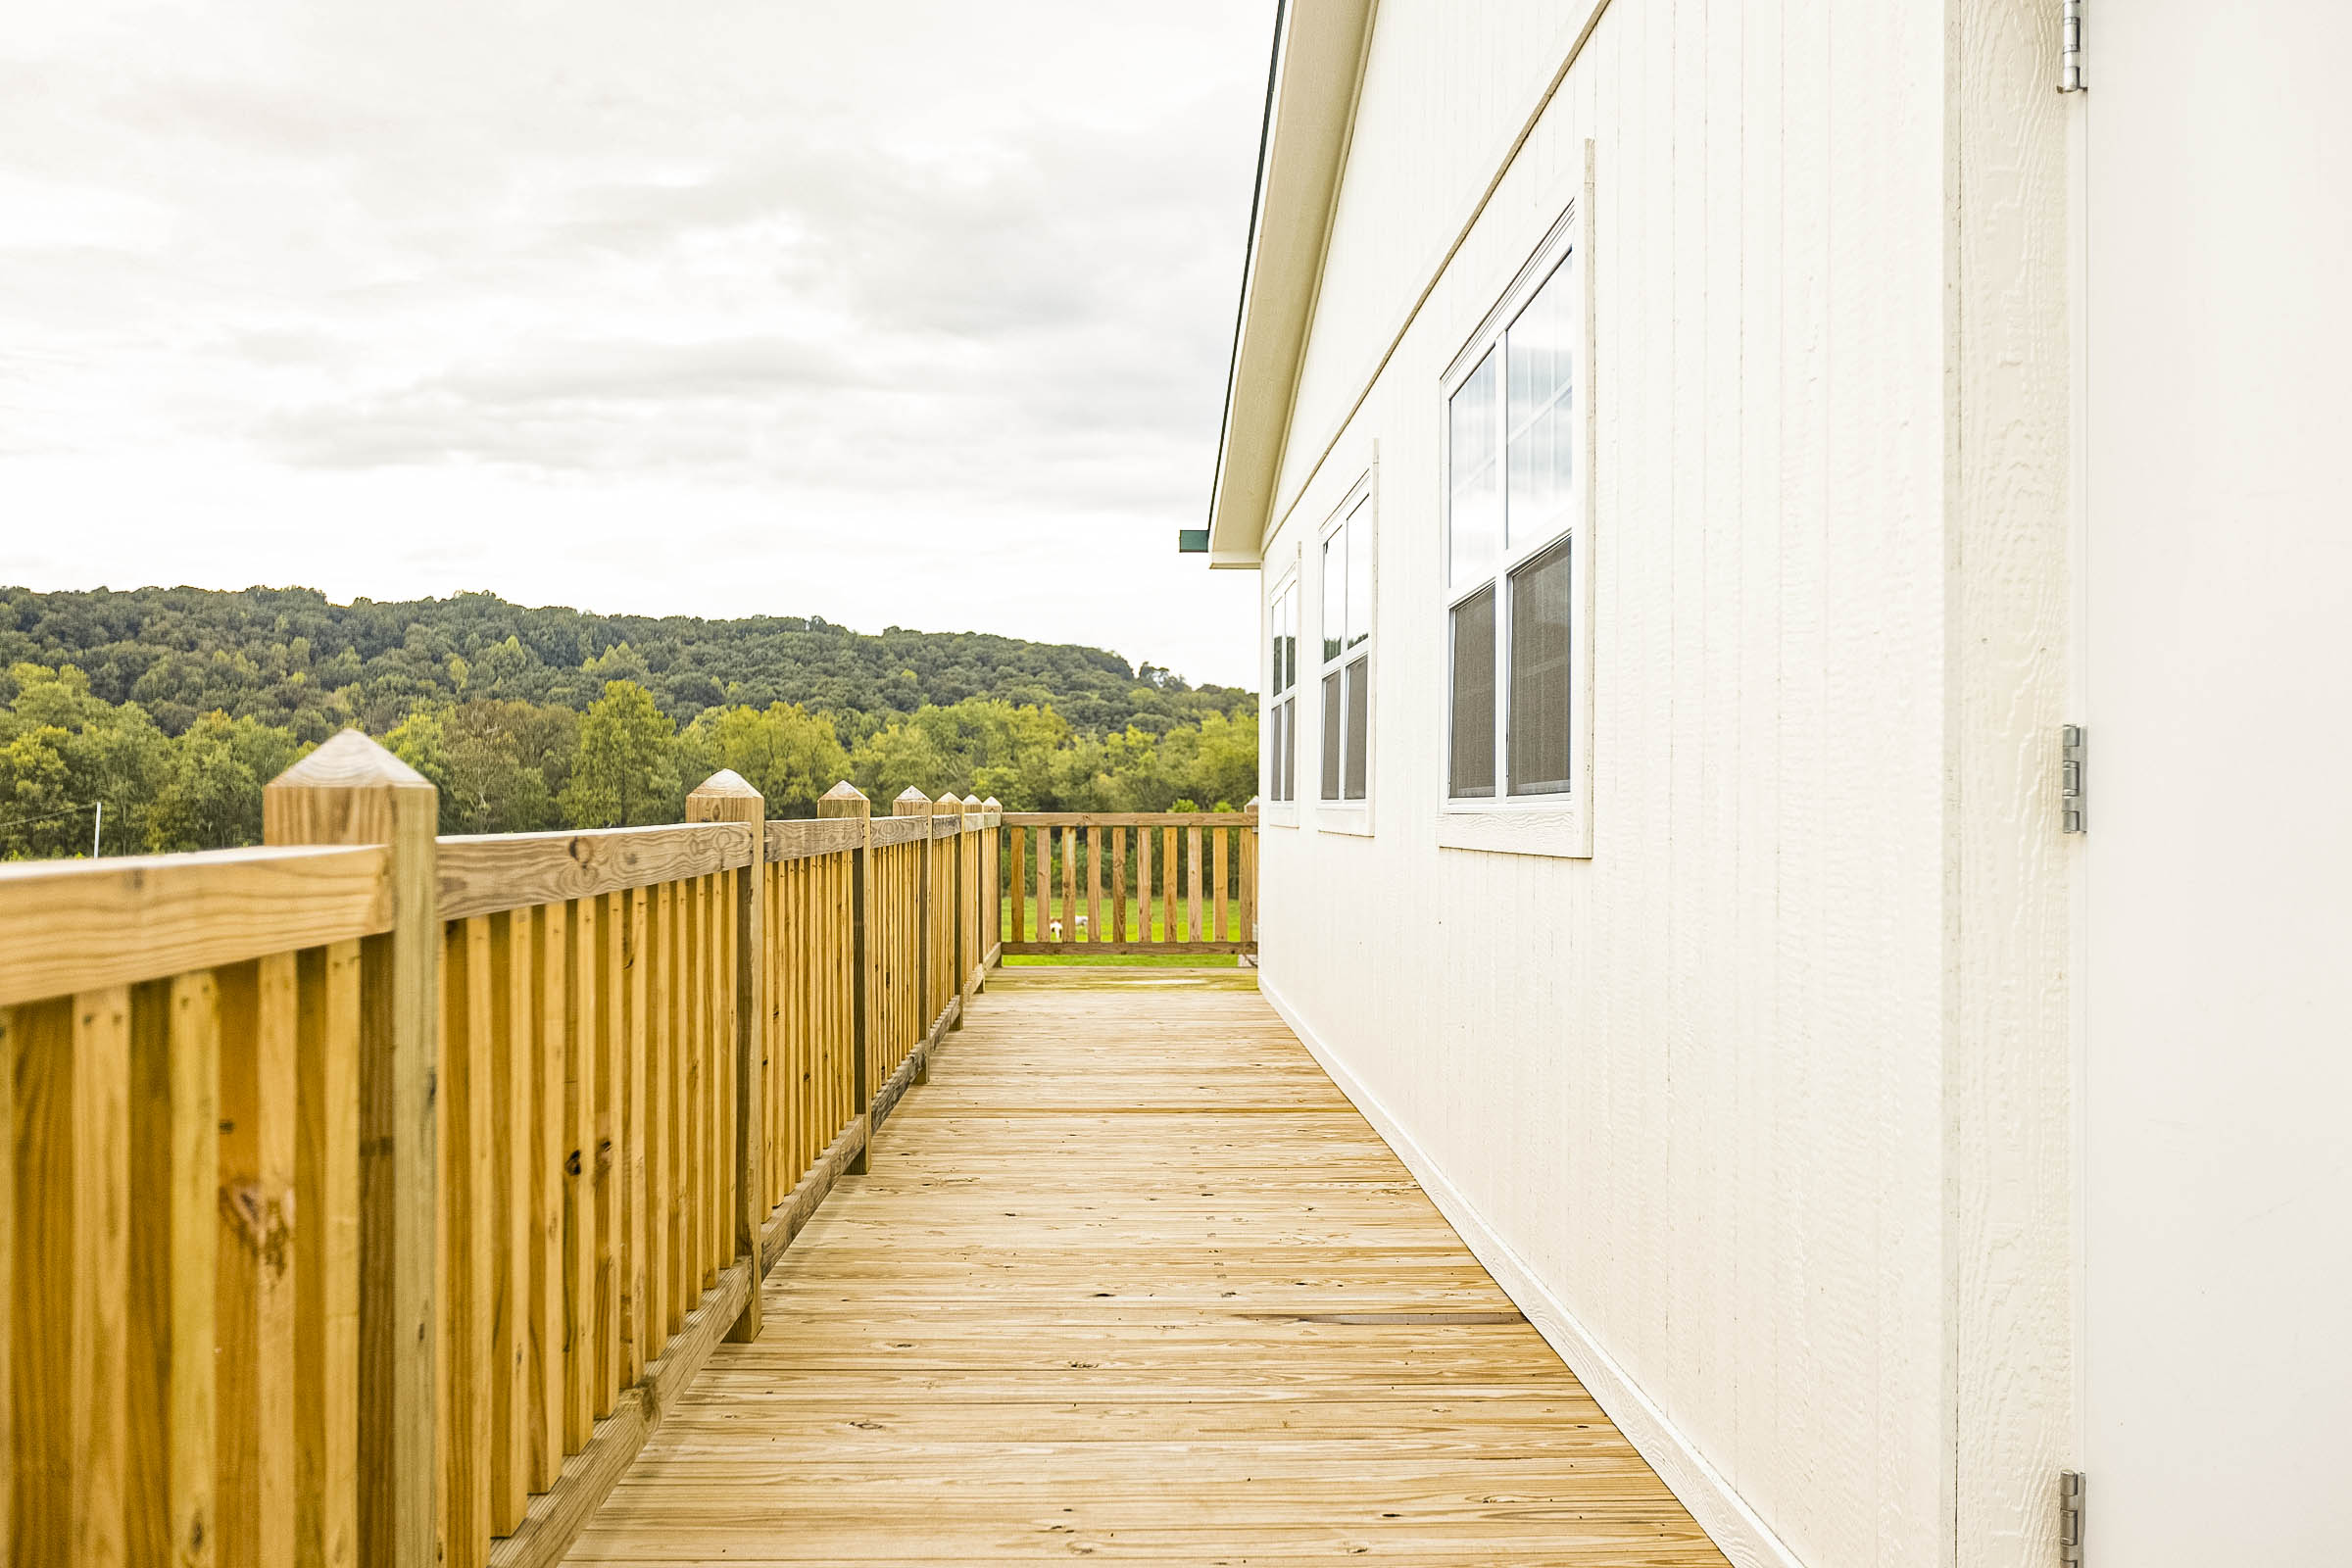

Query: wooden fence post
[686,770,764,1343]
[979,798,1002,984]
[1243,798,1260,957]
[262,729,438,1568]
[892,789,933,1051]
[935,794,964,1030]
[816,782,871,1176]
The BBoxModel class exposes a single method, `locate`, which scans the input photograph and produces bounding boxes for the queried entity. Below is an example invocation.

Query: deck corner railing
[1000,809,1257,957]
[0,729,1000,1568]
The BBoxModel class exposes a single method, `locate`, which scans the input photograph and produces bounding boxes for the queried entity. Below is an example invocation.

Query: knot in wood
[220,1179,294,1269]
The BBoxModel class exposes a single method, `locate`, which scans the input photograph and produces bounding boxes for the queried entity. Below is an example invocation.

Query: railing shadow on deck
[0,731,1258,1568]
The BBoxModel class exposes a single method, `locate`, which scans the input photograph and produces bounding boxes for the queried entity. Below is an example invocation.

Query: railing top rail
[435,819,757,922]
[1001,810,1257,827]
[0,842,394,1006]
[869,816,930,849]
[764,816,865,864]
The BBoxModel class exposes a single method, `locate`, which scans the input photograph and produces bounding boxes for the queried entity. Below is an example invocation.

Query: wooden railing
[1000,810,1257,957]
[0,731,1000,1568]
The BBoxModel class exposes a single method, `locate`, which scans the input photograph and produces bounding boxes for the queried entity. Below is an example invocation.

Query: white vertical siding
[1272,0,1595,513]
[1251,2,2072,1567]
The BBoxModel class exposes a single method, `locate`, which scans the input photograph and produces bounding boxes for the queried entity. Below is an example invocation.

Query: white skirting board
[1259,975,1811,1568]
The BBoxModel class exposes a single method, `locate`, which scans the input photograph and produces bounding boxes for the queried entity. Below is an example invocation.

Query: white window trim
[1314,471,1375,837]
[1262,553,1300,827]
[1435,183,1595,859]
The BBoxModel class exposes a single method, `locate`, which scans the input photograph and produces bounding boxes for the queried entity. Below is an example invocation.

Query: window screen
[1320,669,1343,801]
[1448,586,1496,798]
[1343,659,1368,801]
[1507,538,1572,795]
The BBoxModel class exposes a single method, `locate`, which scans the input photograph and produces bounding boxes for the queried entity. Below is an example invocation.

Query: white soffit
[1205,0,1375,567]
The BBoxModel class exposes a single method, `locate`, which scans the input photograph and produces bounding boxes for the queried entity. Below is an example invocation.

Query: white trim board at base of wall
[1258,974,1811,1568]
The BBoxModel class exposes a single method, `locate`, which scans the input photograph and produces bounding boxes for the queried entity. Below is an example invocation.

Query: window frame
[1435,194,1595,858]
[1314,473,1375,834]
[1263,565,1300,819]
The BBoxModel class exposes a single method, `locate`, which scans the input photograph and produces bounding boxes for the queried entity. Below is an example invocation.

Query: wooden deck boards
[564,970,1728,1566]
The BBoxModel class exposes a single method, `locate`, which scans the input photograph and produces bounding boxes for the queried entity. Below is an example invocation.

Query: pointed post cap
[934,791,964,819]
[264,728,435,846]
[981,797,1002,811]
[688,767,760,801]
[892,786,934,816]
[816,780,870,818]
[1246,796,1260,811]
[686,767,762,827]
[961,794,983,810]
[269,728,430,792]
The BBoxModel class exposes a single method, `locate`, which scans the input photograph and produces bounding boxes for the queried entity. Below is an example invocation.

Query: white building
[1201,3,2352,1565]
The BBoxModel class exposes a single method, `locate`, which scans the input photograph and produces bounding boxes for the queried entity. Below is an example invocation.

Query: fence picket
[491,914,530,1533]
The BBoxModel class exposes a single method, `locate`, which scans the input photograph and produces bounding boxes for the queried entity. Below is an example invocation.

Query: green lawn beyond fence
[998,896,1247,966]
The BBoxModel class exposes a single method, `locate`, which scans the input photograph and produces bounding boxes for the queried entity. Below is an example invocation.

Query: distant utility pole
[92,799,103,858]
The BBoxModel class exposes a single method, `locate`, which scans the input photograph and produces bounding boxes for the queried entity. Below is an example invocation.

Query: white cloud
[0,0,1273,687]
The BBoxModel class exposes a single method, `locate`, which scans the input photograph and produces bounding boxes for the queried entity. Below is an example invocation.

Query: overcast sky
[0,2,1273,689]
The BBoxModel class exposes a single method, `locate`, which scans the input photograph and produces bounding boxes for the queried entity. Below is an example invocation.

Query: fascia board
[1204,0,1375,566]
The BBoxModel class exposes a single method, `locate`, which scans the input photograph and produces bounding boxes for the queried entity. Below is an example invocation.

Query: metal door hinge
[2061,725,2087,833]
[2059,0,2085,91]
[2059,1469,2085,1562]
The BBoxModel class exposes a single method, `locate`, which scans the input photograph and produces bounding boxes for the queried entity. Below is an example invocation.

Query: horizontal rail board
[763,817,864,863]
[868,817,931,849]
[1003,811,1257,827]
[1000,941,1252,956]
[436,821,756,919]
[0,844,393,1005]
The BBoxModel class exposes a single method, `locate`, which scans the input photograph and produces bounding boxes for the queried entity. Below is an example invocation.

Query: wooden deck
[564,968,1728,1566]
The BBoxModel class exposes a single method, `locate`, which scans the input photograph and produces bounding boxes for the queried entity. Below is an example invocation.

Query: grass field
[997,895,1249,967]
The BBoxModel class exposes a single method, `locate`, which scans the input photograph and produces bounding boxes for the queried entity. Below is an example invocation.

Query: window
[1444,228,1586,822]
[1265,578,1298,802]
[1319,487,1372,804]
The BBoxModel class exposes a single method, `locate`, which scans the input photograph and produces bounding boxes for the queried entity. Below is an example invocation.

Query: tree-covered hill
[0,585,1259,858]
[0,585,1247,743]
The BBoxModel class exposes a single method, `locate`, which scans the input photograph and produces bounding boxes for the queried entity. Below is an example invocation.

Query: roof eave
[1202,0,1376,568]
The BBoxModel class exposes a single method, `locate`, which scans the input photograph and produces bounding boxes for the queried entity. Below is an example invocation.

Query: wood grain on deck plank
[563,977,1726,1566]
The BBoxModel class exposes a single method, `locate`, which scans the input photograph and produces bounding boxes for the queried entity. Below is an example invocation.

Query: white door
[2082,5,2352,1562]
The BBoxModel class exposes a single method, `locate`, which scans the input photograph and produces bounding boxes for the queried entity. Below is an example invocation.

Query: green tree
[849,720,953,807]
[681,703,849,816]
[445,701,574,833]
[561,681,681,828]
[0,723,76,858]
[147,711,304,851]
[72,701,173,854]
[385,708,458,825]
[0,662,173,857]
